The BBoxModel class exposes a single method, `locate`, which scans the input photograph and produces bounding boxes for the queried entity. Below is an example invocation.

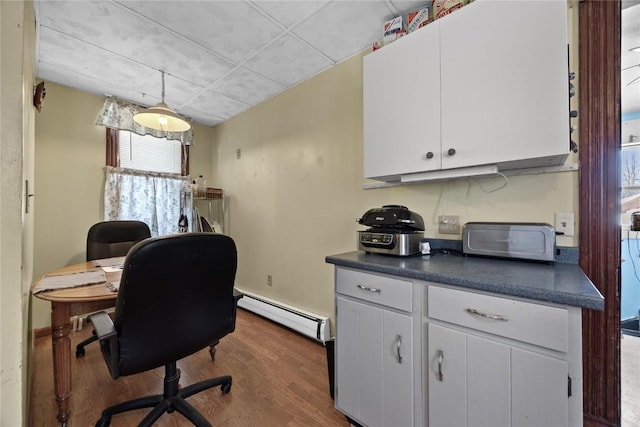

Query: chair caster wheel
[76,347,85,358]
[221,382,232,394]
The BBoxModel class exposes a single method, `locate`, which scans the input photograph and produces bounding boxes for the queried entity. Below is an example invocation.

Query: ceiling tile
[36,0,235,87]
[210,67,285,106]
[38,27,160,94]
[189,89,251,120]
[293,1,394,62]
[119,1,284,64]
[36,63,156,108]
[244,34,334,87]
[254,1,329,29]
[178,106,224,127]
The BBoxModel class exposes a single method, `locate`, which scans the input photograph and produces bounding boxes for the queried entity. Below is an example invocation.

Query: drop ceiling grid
[34,0,434,126]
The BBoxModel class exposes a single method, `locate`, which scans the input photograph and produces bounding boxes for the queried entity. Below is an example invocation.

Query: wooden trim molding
[34,326,51,339]
[106,127,119,167]
[578,1,621,425]
[182,144,189,177]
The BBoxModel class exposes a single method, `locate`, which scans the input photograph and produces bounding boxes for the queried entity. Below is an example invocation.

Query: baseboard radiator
[237,292,330,343]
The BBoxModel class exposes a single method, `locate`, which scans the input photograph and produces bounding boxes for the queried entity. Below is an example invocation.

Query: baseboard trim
[34,327,51,339]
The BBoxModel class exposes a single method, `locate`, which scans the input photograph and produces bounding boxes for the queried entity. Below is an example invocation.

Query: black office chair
[86,220,152,261]
[76,220,151,358]
[90,233,239,427]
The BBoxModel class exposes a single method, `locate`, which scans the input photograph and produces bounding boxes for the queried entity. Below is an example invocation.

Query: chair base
[76,331,98,357]
[95,362,231,427]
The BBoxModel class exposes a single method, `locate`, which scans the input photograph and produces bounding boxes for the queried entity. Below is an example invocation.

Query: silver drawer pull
[357,284,381,293]
[465,307,509,321]
[395,335,403,364]
[437,350,444,381]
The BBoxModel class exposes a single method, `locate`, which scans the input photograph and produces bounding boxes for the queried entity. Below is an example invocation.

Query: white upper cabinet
[440,0,569,170]
[364,21,441,180]
[363,0,570,182]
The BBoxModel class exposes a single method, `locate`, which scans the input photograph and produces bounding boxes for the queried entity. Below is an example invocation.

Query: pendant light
[133,70,191,132]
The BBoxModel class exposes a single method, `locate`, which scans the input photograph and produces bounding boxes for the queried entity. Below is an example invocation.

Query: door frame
[578,1,621,426]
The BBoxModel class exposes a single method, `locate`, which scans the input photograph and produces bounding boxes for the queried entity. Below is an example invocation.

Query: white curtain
[104,166,191,236]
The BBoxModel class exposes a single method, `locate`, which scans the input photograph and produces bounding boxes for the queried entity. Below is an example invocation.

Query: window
[621,117,640,228]
[118,130,183,174]
[106,128,189,176]
[104,128,190,236]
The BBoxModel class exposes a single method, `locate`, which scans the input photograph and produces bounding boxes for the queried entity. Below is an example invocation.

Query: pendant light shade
[134,71,191,132]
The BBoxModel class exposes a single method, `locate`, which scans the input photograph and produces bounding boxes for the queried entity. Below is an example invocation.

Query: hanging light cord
[161,71,166,103]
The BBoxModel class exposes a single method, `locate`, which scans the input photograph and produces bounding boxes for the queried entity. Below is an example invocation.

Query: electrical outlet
[555,212,575,237]
[438,215,460,235]
[236,148,242,159]
[267,275,272,286]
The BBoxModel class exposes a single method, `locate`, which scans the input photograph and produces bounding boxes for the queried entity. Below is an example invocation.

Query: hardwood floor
[30,308,349,427]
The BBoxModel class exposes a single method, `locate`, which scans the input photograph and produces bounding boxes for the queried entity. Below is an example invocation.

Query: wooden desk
[32,262,119,426]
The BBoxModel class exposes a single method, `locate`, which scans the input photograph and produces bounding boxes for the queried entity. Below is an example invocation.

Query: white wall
[212,49,579,329]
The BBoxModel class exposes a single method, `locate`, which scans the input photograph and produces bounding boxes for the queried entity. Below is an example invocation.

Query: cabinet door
[428,324,511,427]
[440,0,569,170]
[363,22,441,180]
[336,296,414,427]
[428,323,467,427]
[512,348,569,427]
[382,309,414,427]
[336,296,383,425]
[467,335,510,427]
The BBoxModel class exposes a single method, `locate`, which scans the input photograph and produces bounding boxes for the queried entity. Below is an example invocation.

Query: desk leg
[51,302,72,426]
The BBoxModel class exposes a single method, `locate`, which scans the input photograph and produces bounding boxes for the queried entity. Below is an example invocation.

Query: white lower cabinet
[426,284,578,427]
[428,323,569,427]
[336,296,413,427]
[333,268,582,427]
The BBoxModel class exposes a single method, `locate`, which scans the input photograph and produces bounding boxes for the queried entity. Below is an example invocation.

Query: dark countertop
[326,251,604,311]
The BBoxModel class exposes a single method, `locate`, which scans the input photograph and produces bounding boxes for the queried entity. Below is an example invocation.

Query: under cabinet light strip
[400,165,499,183]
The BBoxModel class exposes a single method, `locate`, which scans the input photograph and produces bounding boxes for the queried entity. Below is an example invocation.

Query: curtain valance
[95,97,194,145]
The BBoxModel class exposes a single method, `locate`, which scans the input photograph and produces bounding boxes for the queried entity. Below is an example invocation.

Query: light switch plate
[555,212,574,237]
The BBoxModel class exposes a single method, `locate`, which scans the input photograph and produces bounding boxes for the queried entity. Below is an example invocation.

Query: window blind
[118,130,182,174]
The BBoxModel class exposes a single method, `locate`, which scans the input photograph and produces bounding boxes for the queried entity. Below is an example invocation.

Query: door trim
[578,1,621,425]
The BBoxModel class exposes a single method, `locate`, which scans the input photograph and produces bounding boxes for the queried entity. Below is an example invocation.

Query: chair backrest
[86,221,151,261]
[112,233,237,377]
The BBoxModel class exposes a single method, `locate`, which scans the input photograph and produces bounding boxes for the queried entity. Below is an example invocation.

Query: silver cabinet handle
[357,284,381,293]
[465,307,509,321]
[395,335,402,364]
[437,350,444,381]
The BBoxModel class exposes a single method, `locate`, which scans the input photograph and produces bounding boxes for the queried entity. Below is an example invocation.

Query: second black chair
[76,220,151,357]
[86,220,152,261]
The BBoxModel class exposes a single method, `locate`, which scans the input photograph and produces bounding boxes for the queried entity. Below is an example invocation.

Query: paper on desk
[33,270,107,294]
[91,256,126,268]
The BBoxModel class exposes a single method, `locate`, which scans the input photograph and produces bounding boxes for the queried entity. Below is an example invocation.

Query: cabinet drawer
[336,268,412,312]
[427,285,568,352]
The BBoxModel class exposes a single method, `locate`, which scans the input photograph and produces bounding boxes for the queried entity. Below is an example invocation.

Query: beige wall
[32,83,214,329]
[1,1,36,425]
[212,50,579,327]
